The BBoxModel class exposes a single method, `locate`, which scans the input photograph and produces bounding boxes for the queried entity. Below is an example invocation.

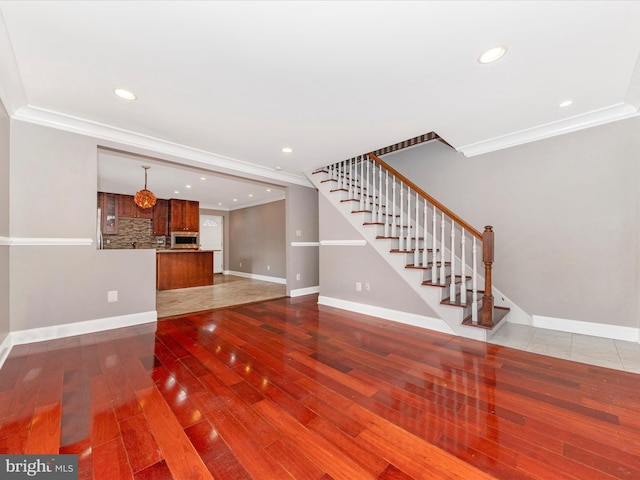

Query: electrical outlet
[267,265,270,271]
[107,290,118,303]
[356,282,362,292]
[239,262,242,267]
[296,273,301,281]
[296,230,302,237]
[364,282,371,291]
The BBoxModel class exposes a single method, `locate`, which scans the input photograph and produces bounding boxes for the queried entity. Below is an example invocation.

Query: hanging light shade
[134,166,157,209]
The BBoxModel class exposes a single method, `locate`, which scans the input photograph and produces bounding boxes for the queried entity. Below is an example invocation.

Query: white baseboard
[10,311,157,346]
[0,333,12,370]
[532,314,639,343]
[290,286,319,297]
[317,295,456,335]
[226,270,287,284]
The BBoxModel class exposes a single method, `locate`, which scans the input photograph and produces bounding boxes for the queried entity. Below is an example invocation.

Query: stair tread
[461,306,510,330]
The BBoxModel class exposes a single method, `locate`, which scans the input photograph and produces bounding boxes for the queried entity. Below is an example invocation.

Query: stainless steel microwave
[170,232,199,249]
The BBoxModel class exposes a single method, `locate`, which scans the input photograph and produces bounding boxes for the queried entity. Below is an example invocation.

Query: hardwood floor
[1,294,639,479]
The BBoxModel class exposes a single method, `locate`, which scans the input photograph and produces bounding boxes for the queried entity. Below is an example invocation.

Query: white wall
[9,121,156,333]
[385,117,640,329]
[0,99,9,350]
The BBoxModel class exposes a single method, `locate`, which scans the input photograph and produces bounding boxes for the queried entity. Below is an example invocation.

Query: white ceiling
[1,1,640,201]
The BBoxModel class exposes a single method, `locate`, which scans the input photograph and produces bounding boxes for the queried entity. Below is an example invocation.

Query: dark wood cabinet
[98,192,119,235]
[156,251,213,290]
[118,194,153,219]
[152,199,169,236]
[169,199,199,232]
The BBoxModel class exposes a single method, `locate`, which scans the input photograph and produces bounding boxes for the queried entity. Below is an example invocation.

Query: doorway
[199,214,223,273]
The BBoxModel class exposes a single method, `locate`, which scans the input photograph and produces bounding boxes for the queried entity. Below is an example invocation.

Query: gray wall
[384,117,640,329]
[9,121,156,332]
[318,194,439,316]
[286,184,319,294]
[229,200,286,278]
[0,99,9,345]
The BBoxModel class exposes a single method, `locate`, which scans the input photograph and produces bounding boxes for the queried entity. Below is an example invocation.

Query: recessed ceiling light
[275,166,283,171]
[282,147,293,153]
[113,88,137,100]
[186,185,192,189]
[266,188,271,192]
[249,194,253,197]
[559,100,573,108]
[200,177,206,180]
[233,198,238,202]
[218,202,222,205]
[174,190,179,194]
[478,46,507,64]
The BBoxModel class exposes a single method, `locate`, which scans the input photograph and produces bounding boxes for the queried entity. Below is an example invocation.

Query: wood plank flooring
[1,294,639,479]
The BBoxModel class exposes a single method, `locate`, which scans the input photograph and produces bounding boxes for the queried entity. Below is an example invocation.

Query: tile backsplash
[103,217,168,249]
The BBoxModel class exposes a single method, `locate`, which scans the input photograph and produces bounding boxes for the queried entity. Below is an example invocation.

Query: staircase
[309,147,510,342]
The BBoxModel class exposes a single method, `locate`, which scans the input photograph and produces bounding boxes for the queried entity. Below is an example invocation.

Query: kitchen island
[156,250,214,290]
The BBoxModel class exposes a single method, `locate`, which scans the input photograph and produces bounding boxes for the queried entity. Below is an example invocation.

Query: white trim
[532,314,639,343]
[4,237,94,246]
[317,295,456,335]
[0,333,12,371]
[291,242,320,247]
[226,270,287,284]
[14,105,313,187]
[319,239,367,246]
[10,310,157,346]
[458,102,639,157]
[290,286,320,297]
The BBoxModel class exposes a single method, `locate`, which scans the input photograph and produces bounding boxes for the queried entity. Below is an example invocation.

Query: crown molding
[457,102,639,157]
[0,8,27,116]
[13,105,313,188]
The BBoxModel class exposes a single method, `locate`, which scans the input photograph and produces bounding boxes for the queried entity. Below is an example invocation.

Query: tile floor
[156,274,287,318]
[489,322,640,374]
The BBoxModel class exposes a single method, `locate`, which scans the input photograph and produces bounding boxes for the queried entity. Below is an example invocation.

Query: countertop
[156,249,219,253]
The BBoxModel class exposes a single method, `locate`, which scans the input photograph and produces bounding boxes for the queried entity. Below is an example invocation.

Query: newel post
[481,225,494,327]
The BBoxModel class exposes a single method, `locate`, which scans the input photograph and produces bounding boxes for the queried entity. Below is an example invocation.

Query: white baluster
[359,156,365,211]
[371,161,376,215]
[439,212,446,285]
[472,237,478,324]
[398,182,405,251]
[384,170,390,237]
[449,220,456,301]
[349,159,354,199]
[422,199,428,268]
[414,192,420,266]
[341,159,346,190]
[406,187,412,252]
[431,207,437,283]
[378,165,384,223]
[461,229,467,305]
[391,176,397,238]
[366,158,371,211]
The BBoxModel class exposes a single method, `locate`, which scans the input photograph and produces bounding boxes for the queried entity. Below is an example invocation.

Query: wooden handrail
[367,153,482,239]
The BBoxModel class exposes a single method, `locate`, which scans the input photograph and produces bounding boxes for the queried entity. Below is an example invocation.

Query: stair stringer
[313,175,490,341]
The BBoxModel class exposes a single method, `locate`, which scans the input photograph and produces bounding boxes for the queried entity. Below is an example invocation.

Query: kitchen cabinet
[152,199,169,236]
[98,192,119,235]
[170,199,199,232]
[118,194,153,219]
[156,250,213,290]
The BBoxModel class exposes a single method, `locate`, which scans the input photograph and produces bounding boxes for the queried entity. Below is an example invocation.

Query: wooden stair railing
[316,152,498,328]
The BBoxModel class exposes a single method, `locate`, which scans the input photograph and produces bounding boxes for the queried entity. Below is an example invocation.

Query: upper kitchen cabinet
[118,194,153,219]
[170,199,199,232]
[98,192,119,235]
[152,199,169,236]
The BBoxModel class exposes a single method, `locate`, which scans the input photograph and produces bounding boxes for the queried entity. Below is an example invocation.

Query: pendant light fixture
[134,166,157,209]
